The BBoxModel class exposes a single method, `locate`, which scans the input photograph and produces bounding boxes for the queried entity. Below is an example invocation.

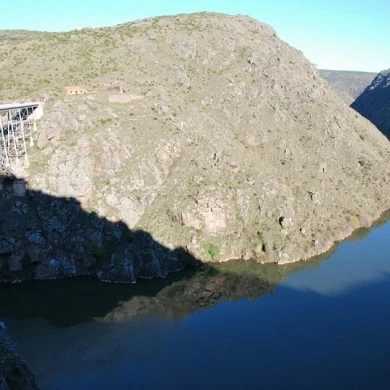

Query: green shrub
[203,243,220,259]
[99,117,112,125]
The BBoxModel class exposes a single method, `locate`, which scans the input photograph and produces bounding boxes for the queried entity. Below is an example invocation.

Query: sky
[1,0,389,72]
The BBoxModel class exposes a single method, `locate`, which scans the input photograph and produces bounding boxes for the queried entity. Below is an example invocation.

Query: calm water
[1,214,390,389]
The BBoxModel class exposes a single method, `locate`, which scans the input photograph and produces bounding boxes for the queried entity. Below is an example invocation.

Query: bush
[203,243,219,259]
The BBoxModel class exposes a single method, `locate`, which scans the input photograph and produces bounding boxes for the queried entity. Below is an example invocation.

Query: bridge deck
[0,102,41,111]
[0,102,41,173]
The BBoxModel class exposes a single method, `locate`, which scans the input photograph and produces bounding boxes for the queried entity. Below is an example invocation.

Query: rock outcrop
[0,13,389,277]
[351,69,390,138]
[0,322,37,390]
[0,176,188,283]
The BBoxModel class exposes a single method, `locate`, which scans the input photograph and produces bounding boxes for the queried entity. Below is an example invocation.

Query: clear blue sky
[2,0,389,72]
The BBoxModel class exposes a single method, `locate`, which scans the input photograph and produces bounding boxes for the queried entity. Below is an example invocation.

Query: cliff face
[0,323,37,390]
[318,69,376,105]
[351,69,390,139]
[0,13,389,278]
[0,177,187,283]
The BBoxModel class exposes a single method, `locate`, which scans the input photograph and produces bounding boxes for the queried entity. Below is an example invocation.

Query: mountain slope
[0,29,46,43]
[351,69,390,138]
[318,69,376,105]
[1,13,389,272]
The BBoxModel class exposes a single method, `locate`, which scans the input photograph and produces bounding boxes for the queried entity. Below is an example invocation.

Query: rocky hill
[0,13,389,281]
[318,69,376,105]
[0,176,187,283]
[351,69,390,138]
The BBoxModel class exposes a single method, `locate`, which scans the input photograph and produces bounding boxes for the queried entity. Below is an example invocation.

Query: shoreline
[277,207,390,265]
[1,207,389,285]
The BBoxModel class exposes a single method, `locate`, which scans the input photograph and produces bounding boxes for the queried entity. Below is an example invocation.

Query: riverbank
[275,206,390,265]
[1,173,389,283]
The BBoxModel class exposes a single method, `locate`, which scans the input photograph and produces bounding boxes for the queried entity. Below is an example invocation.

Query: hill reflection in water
[1,212,390,389]
[1,210,389,327]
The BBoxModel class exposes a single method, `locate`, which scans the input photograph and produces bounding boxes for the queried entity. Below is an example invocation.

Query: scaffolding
[0,102,40,175]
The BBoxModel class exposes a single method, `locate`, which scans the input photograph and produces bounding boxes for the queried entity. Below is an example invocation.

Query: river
[1,213,390,389]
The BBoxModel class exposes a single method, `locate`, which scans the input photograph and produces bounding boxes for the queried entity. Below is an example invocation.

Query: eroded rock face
[176,186,233,234]
[0,13,389,271]
[351,69,390,138]
[0,322,38,390]
[0,178,185,283]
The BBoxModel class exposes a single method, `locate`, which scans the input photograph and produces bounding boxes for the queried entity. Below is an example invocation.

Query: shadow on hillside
[351,73,390,139]
[0,173,293,326]
[0,173,199,285]
[2,203,389,328]
[0,175,299,327]
[1,174,389,327]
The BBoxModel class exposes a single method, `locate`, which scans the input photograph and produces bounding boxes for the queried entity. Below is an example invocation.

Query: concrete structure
[64,86,87,95]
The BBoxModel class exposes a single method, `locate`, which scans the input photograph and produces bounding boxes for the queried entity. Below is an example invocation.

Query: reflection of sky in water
[281,219,390,296]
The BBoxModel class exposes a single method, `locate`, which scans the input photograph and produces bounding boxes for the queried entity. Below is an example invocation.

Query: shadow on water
[0,259,294,327]
[6,270,390,389]
[2,212,390,328]
[0,173,279,326]
[1,172,390,328]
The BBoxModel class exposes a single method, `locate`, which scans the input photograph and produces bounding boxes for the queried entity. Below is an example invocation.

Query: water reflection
[1,211,389,326]
[0,263,282,326]
[1,213,390,389]
[282,211,390,296]
[5,272,390,390]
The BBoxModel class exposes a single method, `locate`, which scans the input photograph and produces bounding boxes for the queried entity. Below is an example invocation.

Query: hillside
[318,69,376,104]
[351,69,390,138]
[0,29,46,43]
[0,13,389,281]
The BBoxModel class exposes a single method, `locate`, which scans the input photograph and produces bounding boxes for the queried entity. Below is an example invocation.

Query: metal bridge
[0,102,41,175]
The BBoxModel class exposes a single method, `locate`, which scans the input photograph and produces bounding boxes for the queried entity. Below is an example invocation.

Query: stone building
[64,86,87,95]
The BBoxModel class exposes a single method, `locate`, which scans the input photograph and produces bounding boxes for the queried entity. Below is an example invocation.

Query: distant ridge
[0,29,47,42]
[351,69,390,139]
[319,69,376,105]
